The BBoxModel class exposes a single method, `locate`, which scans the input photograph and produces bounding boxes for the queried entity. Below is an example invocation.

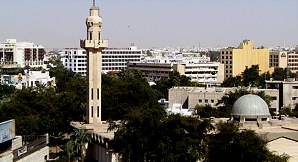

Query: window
[91,106,93,117]
[211,99,214,103]
[91,88,93,100]
[271,96,277,100]
[226,56,228,59]
[230,70,232,73]
[97,106,100,117]
[97,88,99,100]
[199,99,202,103]
[222,56,224,59]
[205,99,208,103]
[293,86,298,89]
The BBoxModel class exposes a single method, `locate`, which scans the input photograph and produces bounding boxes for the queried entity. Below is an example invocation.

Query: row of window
[222,56,233,59]
[102,55,141,58]
[221,51,233,55]
[102,63,126,66]
[222,61,233,64]
[102,51,142,54]
[198,99,216,104]
[102,59,140,62]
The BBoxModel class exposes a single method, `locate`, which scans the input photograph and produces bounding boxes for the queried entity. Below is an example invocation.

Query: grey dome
[232,94,270,116]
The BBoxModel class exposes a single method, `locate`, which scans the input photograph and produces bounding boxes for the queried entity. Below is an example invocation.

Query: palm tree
[73,128,91,162]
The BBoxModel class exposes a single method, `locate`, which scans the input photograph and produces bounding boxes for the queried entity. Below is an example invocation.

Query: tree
[221,76,242,87]
[110,107,213,162]
[73,129,91,162]
[272,67,295,81]
[242,65,260,87]
[206,122,289,162]
[102,69,159,120]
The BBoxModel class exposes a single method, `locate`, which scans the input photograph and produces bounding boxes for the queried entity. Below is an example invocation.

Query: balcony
[80,39,108,49]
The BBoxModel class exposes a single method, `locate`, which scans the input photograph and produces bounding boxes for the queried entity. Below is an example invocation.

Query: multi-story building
[269,51,288,68]
[268,46,298,74]
[61,46,144,76]
[127,61,224,85]
[0,39,46,68]
[169,79,298,114]
[220,40,273,79]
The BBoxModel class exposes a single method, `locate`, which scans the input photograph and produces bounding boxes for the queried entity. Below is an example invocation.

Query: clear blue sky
[0,0,297,48]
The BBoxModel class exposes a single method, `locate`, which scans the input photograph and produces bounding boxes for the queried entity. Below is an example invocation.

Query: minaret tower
[80,0,108,124]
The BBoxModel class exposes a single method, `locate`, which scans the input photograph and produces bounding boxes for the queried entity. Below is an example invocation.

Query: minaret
[80,0,108,124]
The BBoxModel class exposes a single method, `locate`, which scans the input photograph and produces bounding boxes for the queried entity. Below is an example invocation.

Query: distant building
[127,62,224,85]
[0,39,46,68]
[220,40,273,79]
[269,49,298,74]
[0,70,55,89]
[61,46,144,76]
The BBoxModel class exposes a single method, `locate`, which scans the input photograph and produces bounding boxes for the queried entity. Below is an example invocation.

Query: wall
[16,146,49,162]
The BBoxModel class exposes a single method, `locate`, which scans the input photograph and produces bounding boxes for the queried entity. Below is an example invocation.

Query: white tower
[80,0,108,124]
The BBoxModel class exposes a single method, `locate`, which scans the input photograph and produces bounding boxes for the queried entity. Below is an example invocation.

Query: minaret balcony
[80,39,108,49]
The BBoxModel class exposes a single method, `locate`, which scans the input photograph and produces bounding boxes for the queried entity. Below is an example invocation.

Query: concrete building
[220,40,273,79]
[101,46,144,73]
[127,62,224,85]
[0,70,55,89]
[61,46,144,76]
[80,0,108,124]
[168,86,280,113]
[0,119,49,162]
[0,39,46,68]
[269,51,288,68]
[265,79,298,110]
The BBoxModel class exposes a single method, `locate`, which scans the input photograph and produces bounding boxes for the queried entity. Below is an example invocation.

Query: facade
[61,46,144,76]
[168,86,280,113]
[80,1,108,124]
[286,50,298,73]
[0,39,46,68]
[220,40,273,79]
[0,70,55,89]
[265,80,298,110]
[101,46,144,73]
[0,119,49,162]
[127,62,224,85]
[269,51,288,68]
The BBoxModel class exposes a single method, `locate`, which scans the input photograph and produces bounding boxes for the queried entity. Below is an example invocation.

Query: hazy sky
[0,0,297,48]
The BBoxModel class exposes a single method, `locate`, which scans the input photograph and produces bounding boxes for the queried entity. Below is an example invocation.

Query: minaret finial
[93,0,95,6]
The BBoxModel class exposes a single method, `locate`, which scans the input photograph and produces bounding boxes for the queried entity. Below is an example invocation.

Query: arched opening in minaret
[98,32,101,40]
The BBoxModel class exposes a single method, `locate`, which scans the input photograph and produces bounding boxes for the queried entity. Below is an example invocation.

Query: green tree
[242,65,260,87]
[102,69,159,120]
[73,129,91,162]
[221,76,243,87]
[110,107,213,162]
[206,122,289,162]
[272,67,295,81]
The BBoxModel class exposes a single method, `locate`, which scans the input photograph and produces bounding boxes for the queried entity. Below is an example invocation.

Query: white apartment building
[127,61,224,85]
[0,39,46,68]
[61,46,144,76]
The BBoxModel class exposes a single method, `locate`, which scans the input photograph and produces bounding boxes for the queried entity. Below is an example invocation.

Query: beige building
[220,40,273,79]
[269,51,288,68]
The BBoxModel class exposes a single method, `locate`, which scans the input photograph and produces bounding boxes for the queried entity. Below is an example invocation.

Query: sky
[0,0,297,49]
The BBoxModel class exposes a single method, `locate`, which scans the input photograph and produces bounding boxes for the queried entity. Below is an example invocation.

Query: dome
[232,94,270,116]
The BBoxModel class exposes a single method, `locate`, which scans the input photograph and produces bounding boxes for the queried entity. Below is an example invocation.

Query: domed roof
[232,94,270,116]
